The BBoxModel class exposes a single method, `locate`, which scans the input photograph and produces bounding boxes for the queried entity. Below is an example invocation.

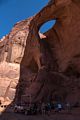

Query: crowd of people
[14,101,73,115]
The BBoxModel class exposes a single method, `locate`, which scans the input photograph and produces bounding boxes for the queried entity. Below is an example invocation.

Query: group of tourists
[14,101,72,115]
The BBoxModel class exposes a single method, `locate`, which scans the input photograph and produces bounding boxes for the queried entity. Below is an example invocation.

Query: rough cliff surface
[0,0,80,106]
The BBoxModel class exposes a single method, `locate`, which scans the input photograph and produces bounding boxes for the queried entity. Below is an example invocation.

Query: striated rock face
[0,62,19,100]
[0,0,80,105]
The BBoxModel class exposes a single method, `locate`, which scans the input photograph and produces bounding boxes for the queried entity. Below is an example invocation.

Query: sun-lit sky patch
[0,0,55,39]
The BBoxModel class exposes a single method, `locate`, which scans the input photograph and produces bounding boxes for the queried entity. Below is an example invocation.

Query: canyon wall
[0,0,80,105]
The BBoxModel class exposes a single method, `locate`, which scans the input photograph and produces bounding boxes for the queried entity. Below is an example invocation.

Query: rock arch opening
[39,20,56,33]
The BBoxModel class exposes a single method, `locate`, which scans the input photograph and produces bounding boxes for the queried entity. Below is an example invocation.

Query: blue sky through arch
[40,20,56,33]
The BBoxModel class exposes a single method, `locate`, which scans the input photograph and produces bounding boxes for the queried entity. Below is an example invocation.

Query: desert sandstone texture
[0,0,80,106]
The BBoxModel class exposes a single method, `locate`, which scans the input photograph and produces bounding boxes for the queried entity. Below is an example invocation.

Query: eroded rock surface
[0,0,80,105]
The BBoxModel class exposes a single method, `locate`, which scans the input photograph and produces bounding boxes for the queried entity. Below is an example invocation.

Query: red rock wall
[0,0,80,105]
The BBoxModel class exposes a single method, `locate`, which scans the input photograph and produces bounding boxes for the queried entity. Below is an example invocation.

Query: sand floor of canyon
[0,108,80,120]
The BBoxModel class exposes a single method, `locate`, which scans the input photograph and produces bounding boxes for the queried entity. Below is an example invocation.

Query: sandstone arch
[0,0,80,105]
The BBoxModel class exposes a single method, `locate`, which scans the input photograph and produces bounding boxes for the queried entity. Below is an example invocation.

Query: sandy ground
[0,108,80,120]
